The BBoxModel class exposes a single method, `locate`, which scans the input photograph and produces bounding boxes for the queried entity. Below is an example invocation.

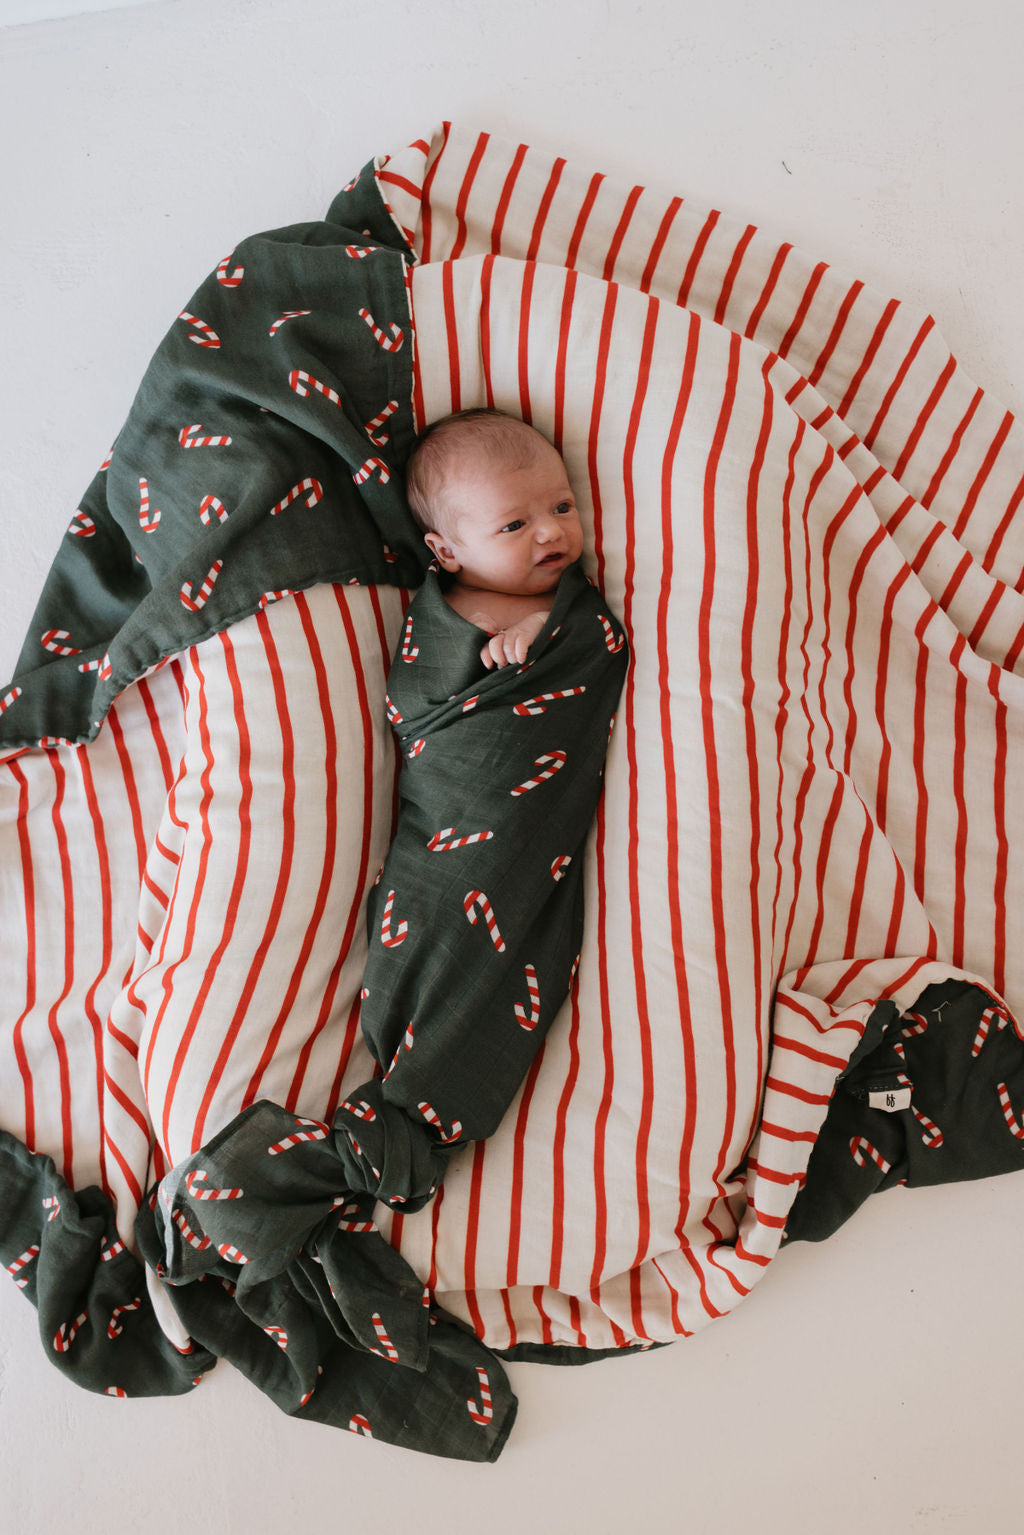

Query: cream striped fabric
[3,123,1023,1359]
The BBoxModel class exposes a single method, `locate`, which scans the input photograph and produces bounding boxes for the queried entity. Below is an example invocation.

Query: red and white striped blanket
[2,122,1022,1391]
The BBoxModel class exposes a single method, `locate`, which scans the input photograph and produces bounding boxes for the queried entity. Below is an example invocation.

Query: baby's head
[405,408,583,597]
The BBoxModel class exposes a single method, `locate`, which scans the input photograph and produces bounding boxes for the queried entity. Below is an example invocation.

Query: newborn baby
[406,408,585,668]
[342,406,628,1213]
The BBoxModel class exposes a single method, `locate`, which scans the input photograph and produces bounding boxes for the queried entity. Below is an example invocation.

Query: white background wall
[1,2,1022,1530]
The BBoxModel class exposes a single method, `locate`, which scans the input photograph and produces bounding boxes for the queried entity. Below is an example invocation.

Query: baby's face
[425,437,584,597]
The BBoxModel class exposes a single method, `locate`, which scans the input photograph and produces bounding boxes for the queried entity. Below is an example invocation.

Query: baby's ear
[423,530,460,571]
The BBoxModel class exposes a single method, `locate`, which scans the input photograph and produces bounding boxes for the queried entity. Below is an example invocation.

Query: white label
[869,1086,912,1113]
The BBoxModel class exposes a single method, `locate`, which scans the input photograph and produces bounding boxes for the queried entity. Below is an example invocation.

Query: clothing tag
[869,1086,912,1113]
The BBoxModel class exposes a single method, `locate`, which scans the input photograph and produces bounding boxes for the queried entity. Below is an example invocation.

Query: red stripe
[525,156,566,262]
[506,1041,547,1284]
[441,261,461,411]
[744,242,792,340]
[713,224,756,327]
[461,1140,488,1337]
[771,1033,849,1070]
[46,754,76,1182]
[763,1075,832,1107]
[777,261,827,359]
[601,184,643,282]
[450,130,489,261]
[479,252,495,409]
[639,195,683,293]
[548,978,582,1288]
[78,749,114,1197]
[489,141,527,252]
[551,267,577,453]
[620,297,661,1267]
[9,761,37,1145]
[659,318,702,1242]
[416,120,451,265]
[676,209,719,308]
[565,172,604,269]
[516,260,536,424]
[698,331,743,1187]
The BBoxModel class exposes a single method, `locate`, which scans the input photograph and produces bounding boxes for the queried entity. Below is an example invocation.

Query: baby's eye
[501,519,525,533]
[555,501,573,515]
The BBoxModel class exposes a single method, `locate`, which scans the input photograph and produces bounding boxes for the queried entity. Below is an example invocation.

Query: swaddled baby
[346,408,628,1208]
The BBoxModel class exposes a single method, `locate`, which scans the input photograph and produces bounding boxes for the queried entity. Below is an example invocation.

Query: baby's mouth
[537,551,565,565]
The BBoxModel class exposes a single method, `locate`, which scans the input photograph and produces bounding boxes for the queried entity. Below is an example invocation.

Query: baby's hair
[405,408,550,532]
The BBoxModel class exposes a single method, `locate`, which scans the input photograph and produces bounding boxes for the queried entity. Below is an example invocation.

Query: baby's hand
[479,611,548,670]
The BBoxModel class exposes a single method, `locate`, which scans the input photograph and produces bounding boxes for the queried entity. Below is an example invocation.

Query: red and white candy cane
[216,252,244,288]
[178,424,233,449]
[199,494,229,526]
[912,1104,944,1148]
[186,1168,243,1201]
[357,307,404,351]
[217,1243,250,1264]
[364,399,399,445]
[348,1414,373,1437]
[385,694,404,724]
[53,1311,88,1354]
[597,614,624,653]
[338,1214,377,1233]
[972,1003,1010,1057]
[68,508,95,537]
[0,686,23,716]
[464,889,505,951]
[417,1102,462,1143]
[267,1116,330,1155]
[352,456,390,486]
[406,738,426,758]
[901,1011,929,1038]
[99,1237,125,1264]
[42,629,81,657]
[550,855,572,881]
[263,1325,289,1352]
[288,368,344,409]
[98,652,112,681]
[380,888,408,947]
[514,964,540,1031]
[42,1194,61,1221]
[427,827,494,852]
[345,244,379,258]
[177,311,221,348]
[461,694,480,714]
[400,612,419,662]
[180,560,223,612]
[383,1022,415,1080]
[107,1297,142,1339]
[98,449,113,471]
[996,1082,1024,1140]
[340,1098,377,1122]
[270,477,323,516]
[104,1386,127,1397]
[467,1366,493,1426]
[172,1207,212,1252]
[849,1137,891,1174]
[6,1245,40,1289]
[137,476,162,532]
[268,309,312,337]
[510,751,567,797]
[77,657,102,674]
[258,589,298,608]
[369,1312,399,1363]
[383,543,398,563]
[513,687,587,716]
